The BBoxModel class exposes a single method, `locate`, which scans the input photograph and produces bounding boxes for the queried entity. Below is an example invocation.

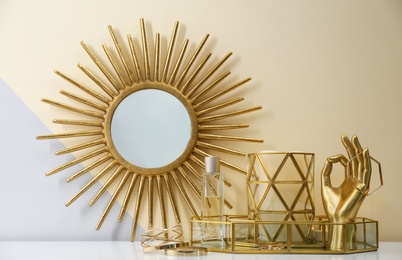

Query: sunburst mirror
[37,18,263,241]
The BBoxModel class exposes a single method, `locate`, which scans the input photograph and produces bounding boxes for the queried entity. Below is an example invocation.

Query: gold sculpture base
[190,215,378,254]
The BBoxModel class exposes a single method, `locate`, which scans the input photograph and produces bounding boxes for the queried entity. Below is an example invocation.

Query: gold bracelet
[143,242,189,252]
[165,246,208,256]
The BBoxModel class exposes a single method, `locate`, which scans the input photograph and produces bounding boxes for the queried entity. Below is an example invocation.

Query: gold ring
[165,246,208,256]
[143,242,189,252]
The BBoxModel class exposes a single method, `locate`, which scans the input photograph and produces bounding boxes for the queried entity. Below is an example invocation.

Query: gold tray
[190,215,378,254]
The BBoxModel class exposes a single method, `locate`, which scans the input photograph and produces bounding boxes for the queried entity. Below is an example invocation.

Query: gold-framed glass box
[190,215,378,254]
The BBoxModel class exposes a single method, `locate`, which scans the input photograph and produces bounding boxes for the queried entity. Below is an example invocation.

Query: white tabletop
[0,241,401,260]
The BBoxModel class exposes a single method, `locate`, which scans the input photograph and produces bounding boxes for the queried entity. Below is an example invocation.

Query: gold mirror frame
[37,18,263,241]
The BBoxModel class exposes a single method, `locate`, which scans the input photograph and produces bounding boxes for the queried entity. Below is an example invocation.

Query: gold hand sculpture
[321,134,371,251]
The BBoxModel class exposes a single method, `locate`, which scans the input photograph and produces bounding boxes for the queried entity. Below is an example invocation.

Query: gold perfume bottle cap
[205,156,220,173]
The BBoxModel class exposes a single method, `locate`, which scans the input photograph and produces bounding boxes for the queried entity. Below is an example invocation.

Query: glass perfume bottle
[201,156,224,247]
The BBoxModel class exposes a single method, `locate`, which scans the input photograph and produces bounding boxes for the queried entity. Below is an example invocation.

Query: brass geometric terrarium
[247,151,315,242]
[37,18,263,241]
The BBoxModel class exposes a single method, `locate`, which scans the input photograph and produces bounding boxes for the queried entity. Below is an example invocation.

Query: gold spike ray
[52,119,103,128]
[198,106,262,123]
[41,98,105,119]
[90,165,125,206]
[153,33,160,82]
[56,138,105,155]
[168,39,189,85]
[140,18,151,81]
[148,176,154,227]
[66,154,112,182]
[198,124,249,131]
[60,90,107,111]
[54,69,111,104]
[186,52,232,98]
[177,166,201,199]
[45,147,108,176]
[174,34,209,88]
[163,173,181,224]
[118,172,137,222]
[108,25,135,85]
[180,53,212,93]
[81,41,121,92]
[127,35,142,82]
[193,77,252,108]
[131,175,146,241]
[196,97,244,116]
[198,133,263,143]
[65,161,117,207]
[190,71,231,104]
[182,161,201,181]
[96,170,131,230]
[170,170,198,218]
[77,64,117,98]
[36,130,103,140]
[162,21,179,83]
[196,141,245,156]
[156,175,167,230]
[102,44,127,89]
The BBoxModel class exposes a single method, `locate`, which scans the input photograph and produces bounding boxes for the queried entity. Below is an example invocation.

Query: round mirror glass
[111,89,191,168]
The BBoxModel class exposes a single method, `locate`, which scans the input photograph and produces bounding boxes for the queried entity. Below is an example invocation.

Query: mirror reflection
[111,89,191,168]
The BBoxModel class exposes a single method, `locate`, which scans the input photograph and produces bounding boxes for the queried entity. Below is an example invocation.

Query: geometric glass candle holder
[246,151,315,242]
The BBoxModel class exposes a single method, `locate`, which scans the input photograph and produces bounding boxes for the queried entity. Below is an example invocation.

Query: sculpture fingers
[322,154,348,188]
[341,134,358,177]
[341,134,356,158]
[351,135,364,179]
[321,159,333,188]
[327,154,348,166]
[362,148,372,189]
[351,135,363,154]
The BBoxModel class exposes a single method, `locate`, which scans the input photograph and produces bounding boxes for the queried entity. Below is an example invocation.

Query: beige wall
[1,0,401,241]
